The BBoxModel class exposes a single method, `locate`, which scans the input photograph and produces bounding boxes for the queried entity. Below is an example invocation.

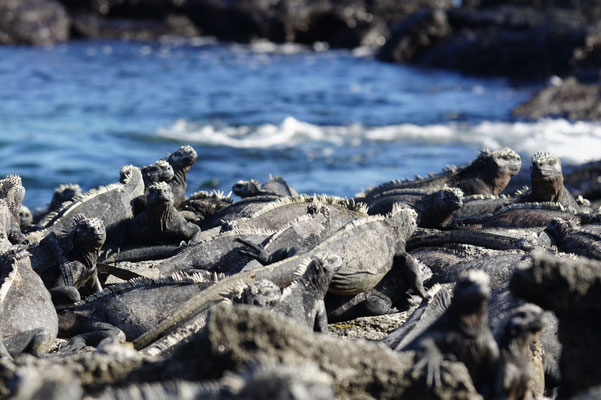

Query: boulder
[378,6,586,81]
[513,77,601,120]
[0,0,70,45]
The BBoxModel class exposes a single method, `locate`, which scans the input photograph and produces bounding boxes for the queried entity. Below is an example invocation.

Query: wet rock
[0,0,70,45]
[513,77,601,120]
[379,6,587,81]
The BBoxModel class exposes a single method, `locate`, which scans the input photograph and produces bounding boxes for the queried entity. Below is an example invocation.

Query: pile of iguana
[1,145,600,399]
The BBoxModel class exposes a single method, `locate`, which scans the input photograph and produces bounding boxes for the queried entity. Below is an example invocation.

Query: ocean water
[1,38,600,210]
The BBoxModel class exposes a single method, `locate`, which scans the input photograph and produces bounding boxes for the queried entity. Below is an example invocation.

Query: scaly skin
[27,165,144,249]
[0,175,27,245]
[545,217,601,261]
[402,270,500,397]
[0,249,58,358]
[233,175,298,198]
[510,252,601,397]
[165,145,198,208]
[28,215,106,301]
[359,147,521,199]
[127,182,201,246]
[367,187,463,229]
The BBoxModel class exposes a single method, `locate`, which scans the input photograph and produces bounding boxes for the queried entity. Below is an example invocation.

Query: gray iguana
[28,215,106,303]
[133,160,175,214]
[199,195,281,230]
[165,145,198,208]
[358,147,521,200]
[180,190,233,223]
[32,184,83,225]
[27,165,144,249]
[366,187,464,229]
[401,270,500,397]
[127,182,202,246]
[0,248,58,358]
[544,217,601,260]
[0,175,27,245]
[232,175,298,198]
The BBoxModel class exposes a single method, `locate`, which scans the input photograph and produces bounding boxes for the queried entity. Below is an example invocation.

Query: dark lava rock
[134,304,481,400]
[0,0,70,45]
[513,77,601,120]
[463,0,601,22]
[378,6,587,81]
[70,13,199,40]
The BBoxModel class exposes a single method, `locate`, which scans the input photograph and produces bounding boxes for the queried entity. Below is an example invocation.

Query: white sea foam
[157,116,601,163]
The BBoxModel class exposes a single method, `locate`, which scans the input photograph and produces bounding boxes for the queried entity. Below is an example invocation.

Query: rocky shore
[4,0,601,120]
[1,145,601,398]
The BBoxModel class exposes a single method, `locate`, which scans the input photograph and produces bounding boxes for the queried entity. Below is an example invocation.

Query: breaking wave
[157,116,601,164]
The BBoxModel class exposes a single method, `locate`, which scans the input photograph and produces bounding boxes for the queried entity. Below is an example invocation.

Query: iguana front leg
[394,251,428,299]
[235,238,297,265]
[44,232,74,287]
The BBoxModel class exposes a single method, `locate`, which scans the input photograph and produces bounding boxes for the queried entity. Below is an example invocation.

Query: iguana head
[545,217,576,240]
[141,160,174,188]
[420,187,464,228]
[530,152,563,202]
[475,148,521,195]
[167,145,198,170]
[232,179,261,198]
[147,182,175,208]
[388,204,418,243]
[49,184,82,211]
[0,175,25,219]
[496,303,544,351]
[71,215,106,253]
[452,270,491,320]
[19,205,32,228]
[236,279,282,307]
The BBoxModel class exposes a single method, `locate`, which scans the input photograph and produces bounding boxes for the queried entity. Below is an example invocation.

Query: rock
[135,304,482,400]
[70,13,199,40]
[378,6,587,81]
[513,77,601,120]
[0,0,70,45]
[510,252,601,398]
[463,0,601,23]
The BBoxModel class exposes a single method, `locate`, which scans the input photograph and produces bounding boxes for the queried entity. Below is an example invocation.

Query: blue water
[1,38,598,210]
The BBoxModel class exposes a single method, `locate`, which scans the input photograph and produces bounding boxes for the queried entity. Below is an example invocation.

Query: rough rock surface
[0,0,70,45]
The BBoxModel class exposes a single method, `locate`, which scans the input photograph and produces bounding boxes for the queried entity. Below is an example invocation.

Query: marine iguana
[131,207,422,350]
[0,200,16,251]
[358,147,521,200]
[0,248,58,358]
[154,228,275,276]
[383,284,452,352]
[203,194,367,232]
[456,202,582,229]
[492,303,545,400]
[127,182,202,246]
[165,145,198,208]
[406,228,541,252]
[510,252,601,398]
[325,253,433,322]
[449,194,515,224]
[544,217,601,260]
[56,271,224,350]
[232,175,298,198]
[239,204,422,296]
[0,175,27,245]
[28,215,106,303]
[133,160,175,214]
[199,194,281,230]
[428,252,531,290]
[516,152,582,211]
[179,190,233,223]
[26,165,144,248]
[155,205,334,276]
[366,187,464,229]
[19,205,33,229]
[401,270,499,397]
[488,281,561,394]
[229,254,342,332]
[32,184,83,225]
